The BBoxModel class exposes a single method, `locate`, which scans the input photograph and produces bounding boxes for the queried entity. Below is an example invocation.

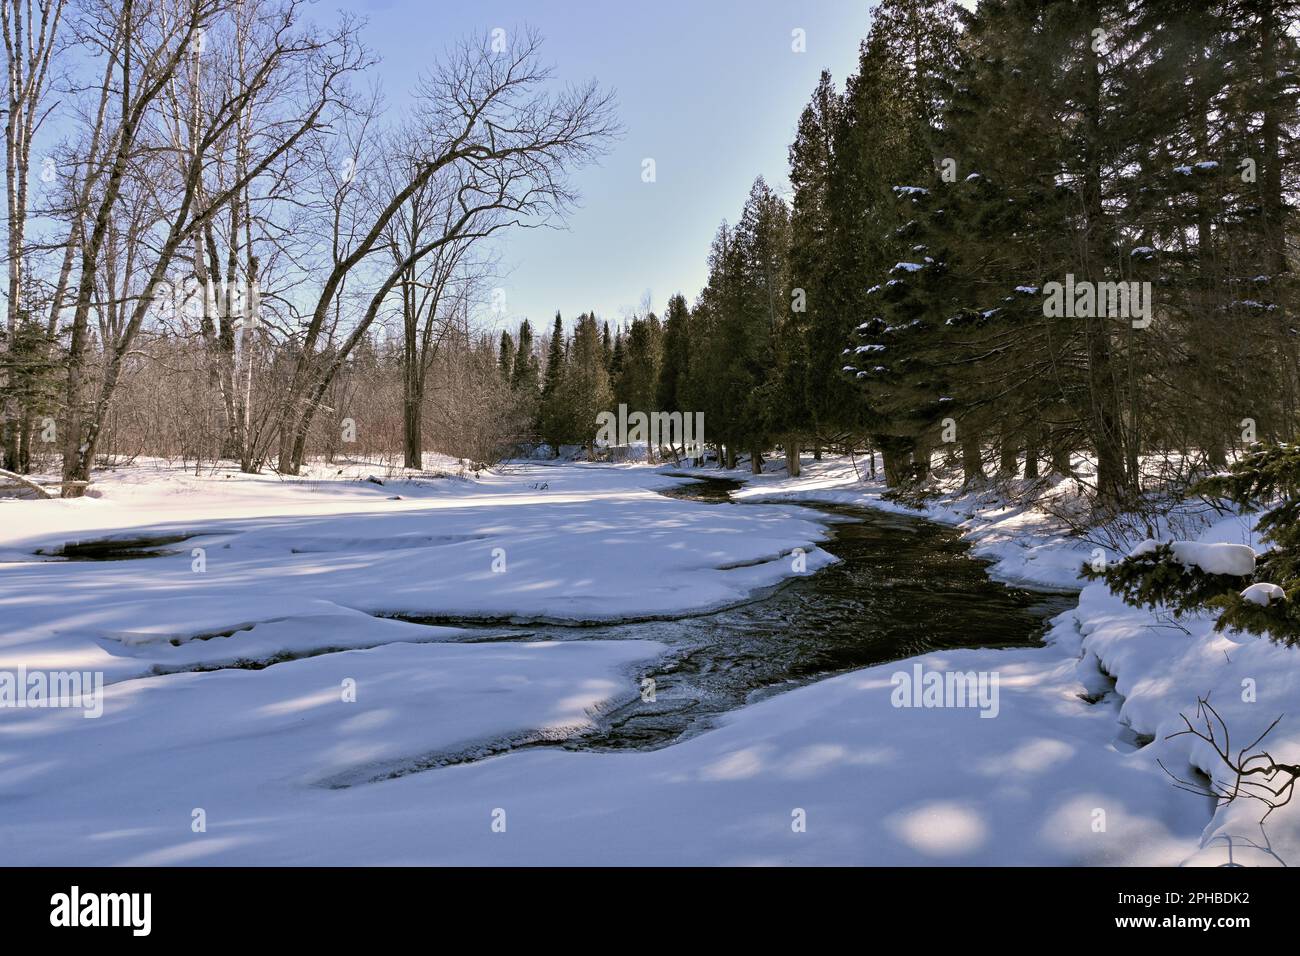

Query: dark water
[34,532,202,561]
[442,475,1076,753]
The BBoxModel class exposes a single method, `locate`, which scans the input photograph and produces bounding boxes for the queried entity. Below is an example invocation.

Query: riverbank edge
[665,453,1300,866]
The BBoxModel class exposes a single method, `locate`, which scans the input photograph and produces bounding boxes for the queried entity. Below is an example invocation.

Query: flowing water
[430,474,1076,755]
[38,473,1077,766]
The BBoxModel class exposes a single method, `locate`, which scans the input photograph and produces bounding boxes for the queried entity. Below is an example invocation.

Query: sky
[338,0,876,335]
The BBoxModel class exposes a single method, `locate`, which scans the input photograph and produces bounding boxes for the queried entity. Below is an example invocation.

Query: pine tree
[617,314,662,413]
[689,222,743,467]
[498,330,515,382]
[510,319,540,436]
[1087,444,1300,644]
[734,177,789,473]
[610,329,625,387]
[0,316,61,473]
[557,312,614,455]
[656,293,691,414]
[538,313,568,451]
[830,0,959,482]
[511,319,539,396]
[789,70,856,458]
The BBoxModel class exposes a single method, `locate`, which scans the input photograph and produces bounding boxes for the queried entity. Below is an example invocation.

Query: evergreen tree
[1087,444,1300,644]
[557,312,614,455]
[610,329,625,387]
[601,321,614,376]
[0,317,62,473]
[733,177,789,473]
[511,319,539,396]
[617,313,662,413]
[789,70,855,458]
[830,0,959,481]
[510,319,540,435]
[656,293,691,414]
[498,330,515,382]
[538,313,568,451]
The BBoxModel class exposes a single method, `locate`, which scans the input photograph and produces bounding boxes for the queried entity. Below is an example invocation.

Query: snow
[0,460,837,688]
[1129,538,1158,558]
[1170,541,1257,576]
[3,454,1298,865]
[1128,538,1257,576]
[1242,583,1285,606]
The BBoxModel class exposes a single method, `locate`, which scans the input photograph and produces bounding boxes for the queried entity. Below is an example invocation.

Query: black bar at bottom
[0,866,1277,939]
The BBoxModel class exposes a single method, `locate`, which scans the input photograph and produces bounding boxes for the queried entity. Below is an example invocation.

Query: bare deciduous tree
[59,0,363,495]
[273,27,617,474]
[0,0,65,469]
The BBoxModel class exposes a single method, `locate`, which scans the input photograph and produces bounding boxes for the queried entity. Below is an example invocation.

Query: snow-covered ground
[0,455,1295,865]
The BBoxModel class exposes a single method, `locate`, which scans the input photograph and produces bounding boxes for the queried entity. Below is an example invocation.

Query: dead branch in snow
[1158,695,1300,820]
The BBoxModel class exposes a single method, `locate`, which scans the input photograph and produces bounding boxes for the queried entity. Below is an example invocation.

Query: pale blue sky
[339,0,875,333]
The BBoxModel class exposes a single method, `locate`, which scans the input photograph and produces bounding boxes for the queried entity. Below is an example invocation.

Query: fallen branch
[1157,695,1300,821]
[0,467,56,499]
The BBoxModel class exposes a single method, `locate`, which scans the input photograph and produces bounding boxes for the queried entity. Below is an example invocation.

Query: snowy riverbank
[0,455,1295,864]
[724,455,1300,865]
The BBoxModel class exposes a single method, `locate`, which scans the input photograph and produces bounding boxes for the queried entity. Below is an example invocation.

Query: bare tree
[378,156,499,469]
[58,0,363,495]
[273,26,618,474]
[0,0,65,469]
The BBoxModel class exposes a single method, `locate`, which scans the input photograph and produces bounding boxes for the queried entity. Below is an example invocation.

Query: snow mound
[1128,538,1256,577]
[1171,541,1256,576]
[1241,582,1285,605]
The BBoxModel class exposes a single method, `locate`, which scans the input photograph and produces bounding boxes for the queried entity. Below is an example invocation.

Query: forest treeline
[1,0,1296,507]
[505,0,1300,507]
[0,1,617,492]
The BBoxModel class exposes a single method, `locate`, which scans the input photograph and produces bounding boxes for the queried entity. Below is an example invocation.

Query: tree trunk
[1051,428,1072,476]
[784,435,800,477]
[403,388,423,470]
[1082,27,1127,506]
[998,429,1019,477]
[750,447,763,475]
[1024,424,1041,480]
[961,432,984,484]
[879,436,912,487]
[912,438,933,482]
[0,466,54,498]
